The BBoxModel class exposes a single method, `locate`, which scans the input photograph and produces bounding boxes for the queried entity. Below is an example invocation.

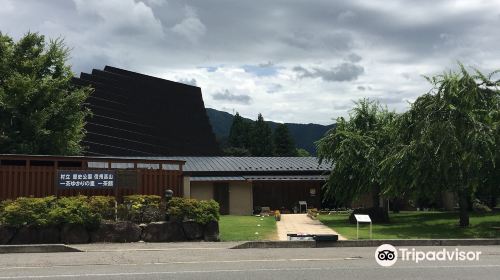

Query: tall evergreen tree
[228,112,250,148]
[273,124,298,156]
[250,113,274,156]
[0,32,92,155]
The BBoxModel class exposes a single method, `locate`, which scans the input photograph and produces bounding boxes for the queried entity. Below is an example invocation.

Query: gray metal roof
[189,174,328,182]
[243,175,328,181]
[159,157,331,173]
[190,176,246,182]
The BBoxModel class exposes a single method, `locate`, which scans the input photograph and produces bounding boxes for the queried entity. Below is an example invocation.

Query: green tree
[317,99,396,212]
[0,32,92,155]
[222,147,251,156]
[250,113,274,156]
[228,112,250,148]
[296,148,311,157]
[381,64,500,227]
[273,124,298,156]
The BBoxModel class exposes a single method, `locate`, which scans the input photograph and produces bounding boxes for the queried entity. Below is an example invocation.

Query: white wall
[190,181,214,201]
[229,181,253,215]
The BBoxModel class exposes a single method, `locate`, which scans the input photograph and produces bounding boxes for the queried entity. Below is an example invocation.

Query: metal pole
[357,221,359,239]
[370,222,372,239]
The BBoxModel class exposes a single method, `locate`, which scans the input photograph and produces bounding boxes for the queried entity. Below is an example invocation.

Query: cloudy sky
[1,0,500,124]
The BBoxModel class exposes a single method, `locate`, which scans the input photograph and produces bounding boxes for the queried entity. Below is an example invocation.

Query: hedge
[118,195,164,223]
[167,197,220,224]
[0,195,220,227]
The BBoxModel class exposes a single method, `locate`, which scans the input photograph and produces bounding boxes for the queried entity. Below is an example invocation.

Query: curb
[232,239,500,249]
[0,244,82,254]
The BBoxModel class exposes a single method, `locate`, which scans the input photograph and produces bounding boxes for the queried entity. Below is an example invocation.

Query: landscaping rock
[37,226,60,244]
[61,224,89,244]
[182,221,204,240]
[9,226,38,244]
[90,221,141,243]
[349,207,390,224]
[0,226,16,245]
[203,221,220,242]
[141,221,186,242]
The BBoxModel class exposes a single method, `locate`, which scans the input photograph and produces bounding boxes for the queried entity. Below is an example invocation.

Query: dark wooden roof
[73,66,220,156]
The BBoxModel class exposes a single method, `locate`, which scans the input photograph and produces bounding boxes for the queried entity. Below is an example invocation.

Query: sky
[1,0,500,125]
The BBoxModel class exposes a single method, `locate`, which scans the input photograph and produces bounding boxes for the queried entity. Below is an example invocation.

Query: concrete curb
[0,244,82,254]
[232,239,500,249]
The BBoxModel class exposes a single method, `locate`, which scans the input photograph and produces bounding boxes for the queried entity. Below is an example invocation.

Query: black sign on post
[57,170,116,189]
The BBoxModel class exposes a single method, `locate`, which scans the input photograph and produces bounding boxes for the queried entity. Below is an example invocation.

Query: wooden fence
[0,155,184,201]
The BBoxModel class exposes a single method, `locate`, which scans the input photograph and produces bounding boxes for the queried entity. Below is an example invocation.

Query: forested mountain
[206,108,335,155]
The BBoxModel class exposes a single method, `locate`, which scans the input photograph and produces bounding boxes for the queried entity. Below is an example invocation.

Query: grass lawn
[219,215,277,241]
[318,211,500,240]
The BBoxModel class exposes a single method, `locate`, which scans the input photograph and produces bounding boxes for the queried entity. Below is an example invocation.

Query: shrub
[0,196,56,227]
[120,195,163,223]
[167,197,219,224]
[0,199,12,223]
[89,196,116,221]
[48,196,101,229]
[307,208,318,219]
[123,195,162,206]
[274,210,281,221]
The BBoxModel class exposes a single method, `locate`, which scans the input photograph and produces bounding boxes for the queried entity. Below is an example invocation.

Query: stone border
[232,239,500,249]
[0,220,220,245]
[0,244,81,254]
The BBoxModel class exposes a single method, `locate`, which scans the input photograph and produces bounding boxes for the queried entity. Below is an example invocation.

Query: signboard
[57,170,116,189]
[354,214,372,223]
[116,170,141,190]
[354,214,372,239]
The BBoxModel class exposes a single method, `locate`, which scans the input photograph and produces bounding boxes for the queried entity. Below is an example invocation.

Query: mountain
[205,108,335,155]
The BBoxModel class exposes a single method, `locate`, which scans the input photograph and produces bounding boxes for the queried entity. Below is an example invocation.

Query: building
[0,154,185,200]
[172,157,331,215]
[72,66,220,156]
[1,68,332,213]
[0,154,330,215]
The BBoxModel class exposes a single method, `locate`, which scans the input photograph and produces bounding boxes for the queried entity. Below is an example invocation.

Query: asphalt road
[0,243,499,279]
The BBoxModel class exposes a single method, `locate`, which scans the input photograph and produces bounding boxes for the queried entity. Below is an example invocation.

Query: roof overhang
[189,174,328,182]
[243,175,328,181]
[189,176,246,182]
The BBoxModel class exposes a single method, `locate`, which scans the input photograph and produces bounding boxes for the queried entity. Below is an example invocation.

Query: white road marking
[0,257,358,270]
[79,247,228,252]
[0,265,500,279]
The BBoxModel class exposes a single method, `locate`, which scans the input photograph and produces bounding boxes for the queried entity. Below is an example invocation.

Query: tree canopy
[225,112,300,157]
[381,64,500,226]
[0,32,92,155]
[317,99,396,210]
[228,112,251,149]
[250,113,274,156]
[318,63,499,227]
[273,123,298,156]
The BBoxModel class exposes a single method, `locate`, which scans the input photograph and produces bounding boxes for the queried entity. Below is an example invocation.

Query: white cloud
[171,6,206,43]
[1,0,499,124]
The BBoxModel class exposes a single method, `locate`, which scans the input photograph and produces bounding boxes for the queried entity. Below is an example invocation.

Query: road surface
[0,243,499,279]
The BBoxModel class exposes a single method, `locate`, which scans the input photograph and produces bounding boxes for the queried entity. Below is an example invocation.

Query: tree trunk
[372,185,381,208]
[489,187,498,209]
[458,189,470,227]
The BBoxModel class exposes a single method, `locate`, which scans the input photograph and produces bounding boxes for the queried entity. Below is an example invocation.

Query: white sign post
[354,214,372,239]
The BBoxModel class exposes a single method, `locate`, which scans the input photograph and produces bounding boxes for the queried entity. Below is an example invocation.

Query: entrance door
[213,182,230,215]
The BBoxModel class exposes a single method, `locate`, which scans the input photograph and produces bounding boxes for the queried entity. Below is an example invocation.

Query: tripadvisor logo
[375,244,398,267]
[375,244,482,267]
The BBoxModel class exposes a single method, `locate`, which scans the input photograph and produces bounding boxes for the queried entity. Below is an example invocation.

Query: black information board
[57,170,116,189]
